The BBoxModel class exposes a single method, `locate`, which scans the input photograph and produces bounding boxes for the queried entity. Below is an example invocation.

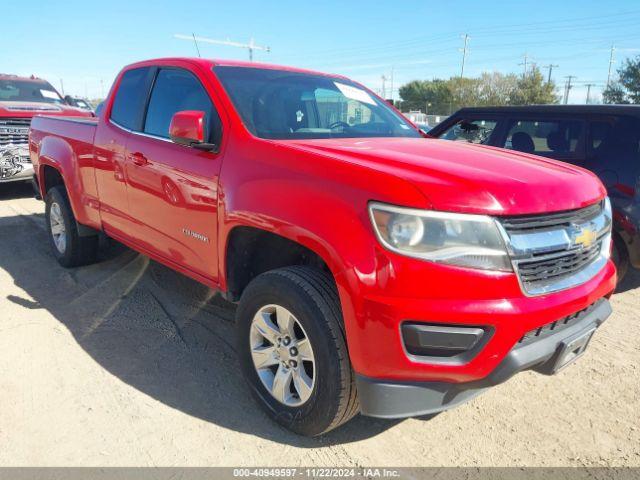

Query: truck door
[94,66,155,236]
[123,66,223,282]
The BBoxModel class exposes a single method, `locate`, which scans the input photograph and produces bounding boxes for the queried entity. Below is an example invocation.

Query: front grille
[499,202,608,295]
[517,241,602,283]
[517,301,598,346]
[0,118,31,147]
[500,202,602,232]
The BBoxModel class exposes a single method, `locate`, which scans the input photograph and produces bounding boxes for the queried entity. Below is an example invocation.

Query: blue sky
[5,1,640,106]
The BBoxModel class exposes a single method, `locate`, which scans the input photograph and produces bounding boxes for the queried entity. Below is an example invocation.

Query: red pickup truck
[1,74,92,185]
[29,58,616,436]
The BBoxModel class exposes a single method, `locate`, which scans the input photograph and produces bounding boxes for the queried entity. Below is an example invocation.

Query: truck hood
[0,101,91,118]
[283,137,605,215]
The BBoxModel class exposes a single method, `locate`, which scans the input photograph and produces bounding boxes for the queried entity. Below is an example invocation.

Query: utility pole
[606,45,616,87]
[585,83,596,104]
[459,34,469,78]
[563,75,577,104]
[59,79,65,96]
[518,53,530,77]
[390,66,394,103]
[381,75,387,99]
[174,34,270,61]
[542,64,559,84]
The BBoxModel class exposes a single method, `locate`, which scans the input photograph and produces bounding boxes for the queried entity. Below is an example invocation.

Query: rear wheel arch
[40,163,66,196]
[39,163,98,238]
[44,185,99,267]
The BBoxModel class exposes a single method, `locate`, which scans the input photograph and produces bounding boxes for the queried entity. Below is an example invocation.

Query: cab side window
[144,68,222,145]
[110,67,154,130]
[503,119,583,157]
[587,116,640,190]
[441,119,497,144]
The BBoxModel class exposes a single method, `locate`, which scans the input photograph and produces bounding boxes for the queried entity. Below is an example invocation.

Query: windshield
[0,80,64,104]
[214,66,421,140]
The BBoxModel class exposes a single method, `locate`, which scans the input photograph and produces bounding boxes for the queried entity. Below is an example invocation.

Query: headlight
[369,202,512,271]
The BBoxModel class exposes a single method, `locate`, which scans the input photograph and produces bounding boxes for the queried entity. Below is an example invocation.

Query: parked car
[429,105,640,283]
[64,95,95,114]
[29,59,615,436]
[0,74,92,186]
[415,123,432,134]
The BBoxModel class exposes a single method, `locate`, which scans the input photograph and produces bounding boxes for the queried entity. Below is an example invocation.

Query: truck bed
[30,115,98,148]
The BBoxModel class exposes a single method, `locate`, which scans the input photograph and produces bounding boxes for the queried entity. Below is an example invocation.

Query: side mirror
[64,95,75,106]
[169,110,217,152]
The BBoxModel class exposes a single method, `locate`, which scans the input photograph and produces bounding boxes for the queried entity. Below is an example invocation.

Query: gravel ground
[0,182,638,467]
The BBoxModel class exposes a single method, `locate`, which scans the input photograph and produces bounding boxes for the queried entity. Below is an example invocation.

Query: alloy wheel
[49,202,67,254]
[249,304,316,407]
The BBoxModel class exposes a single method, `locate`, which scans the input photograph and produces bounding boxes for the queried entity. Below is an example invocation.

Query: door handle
[129,152,149,166]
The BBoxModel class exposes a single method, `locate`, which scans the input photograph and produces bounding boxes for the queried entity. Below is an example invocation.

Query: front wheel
[612,233,629,284]
[236,266,359,436]
[45,185,98,268]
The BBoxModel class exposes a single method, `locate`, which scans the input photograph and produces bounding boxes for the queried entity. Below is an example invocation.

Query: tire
[44,185,98,268]
[236,266,359,436]
[612,232,629,284]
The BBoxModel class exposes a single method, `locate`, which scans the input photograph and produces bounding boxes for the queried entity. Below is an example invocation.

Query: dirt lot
[0,182,638,467]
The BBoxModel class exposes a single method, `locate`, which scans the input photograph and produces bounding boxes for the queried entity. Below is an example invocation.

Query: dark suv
[429,105,640,282]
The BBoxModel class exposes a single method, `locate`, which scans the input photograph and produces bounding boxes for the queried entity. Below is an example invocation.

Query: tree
[398,79,452,113]
[447,77,482,111]
[398,67,558,114]
[510,67,558,105]
[602,82,629,104]
[603,55,640,104]
[477,72,519,106]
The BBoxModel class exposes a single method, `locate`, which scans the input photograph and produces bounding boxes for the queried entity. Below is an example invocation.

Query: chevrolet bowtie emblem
[574,227,597,248]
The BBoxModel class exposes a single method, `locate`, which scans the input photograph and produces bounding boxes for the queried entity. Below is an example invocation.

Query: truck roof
[453,104,640,116]
[0,73,48,83]
[125,57,349,80]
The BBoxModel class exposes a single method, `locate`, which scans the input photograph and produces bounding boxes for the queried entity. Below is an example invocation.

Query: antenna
[192,33,201,58]
[174,34,270,61]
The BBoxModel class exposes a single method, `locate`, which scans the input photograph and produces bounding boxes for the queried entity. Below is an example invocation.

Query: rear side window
[440,119,497,144]
[503,119,583,157]
[587,116,640,190]
[144,68,221,144]
[110,67,154,130]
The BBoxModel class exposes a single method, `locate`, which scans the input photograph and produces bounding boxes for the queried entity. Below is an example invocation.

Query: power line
[287,14,640,64]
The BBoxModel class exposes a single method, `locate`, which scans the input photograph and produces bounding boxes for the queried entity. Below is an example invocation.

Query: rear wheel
[236,266,359,436]
[45,186,98,268]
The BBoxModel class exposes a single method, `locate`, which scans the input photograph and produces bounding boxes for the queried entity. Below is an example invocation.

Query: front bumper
[0,146,33,183]
[357,298,612,418]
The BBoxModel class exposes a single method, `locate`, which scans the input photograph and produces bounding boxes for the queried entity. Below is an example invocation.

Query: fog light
[401,323,487,359]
